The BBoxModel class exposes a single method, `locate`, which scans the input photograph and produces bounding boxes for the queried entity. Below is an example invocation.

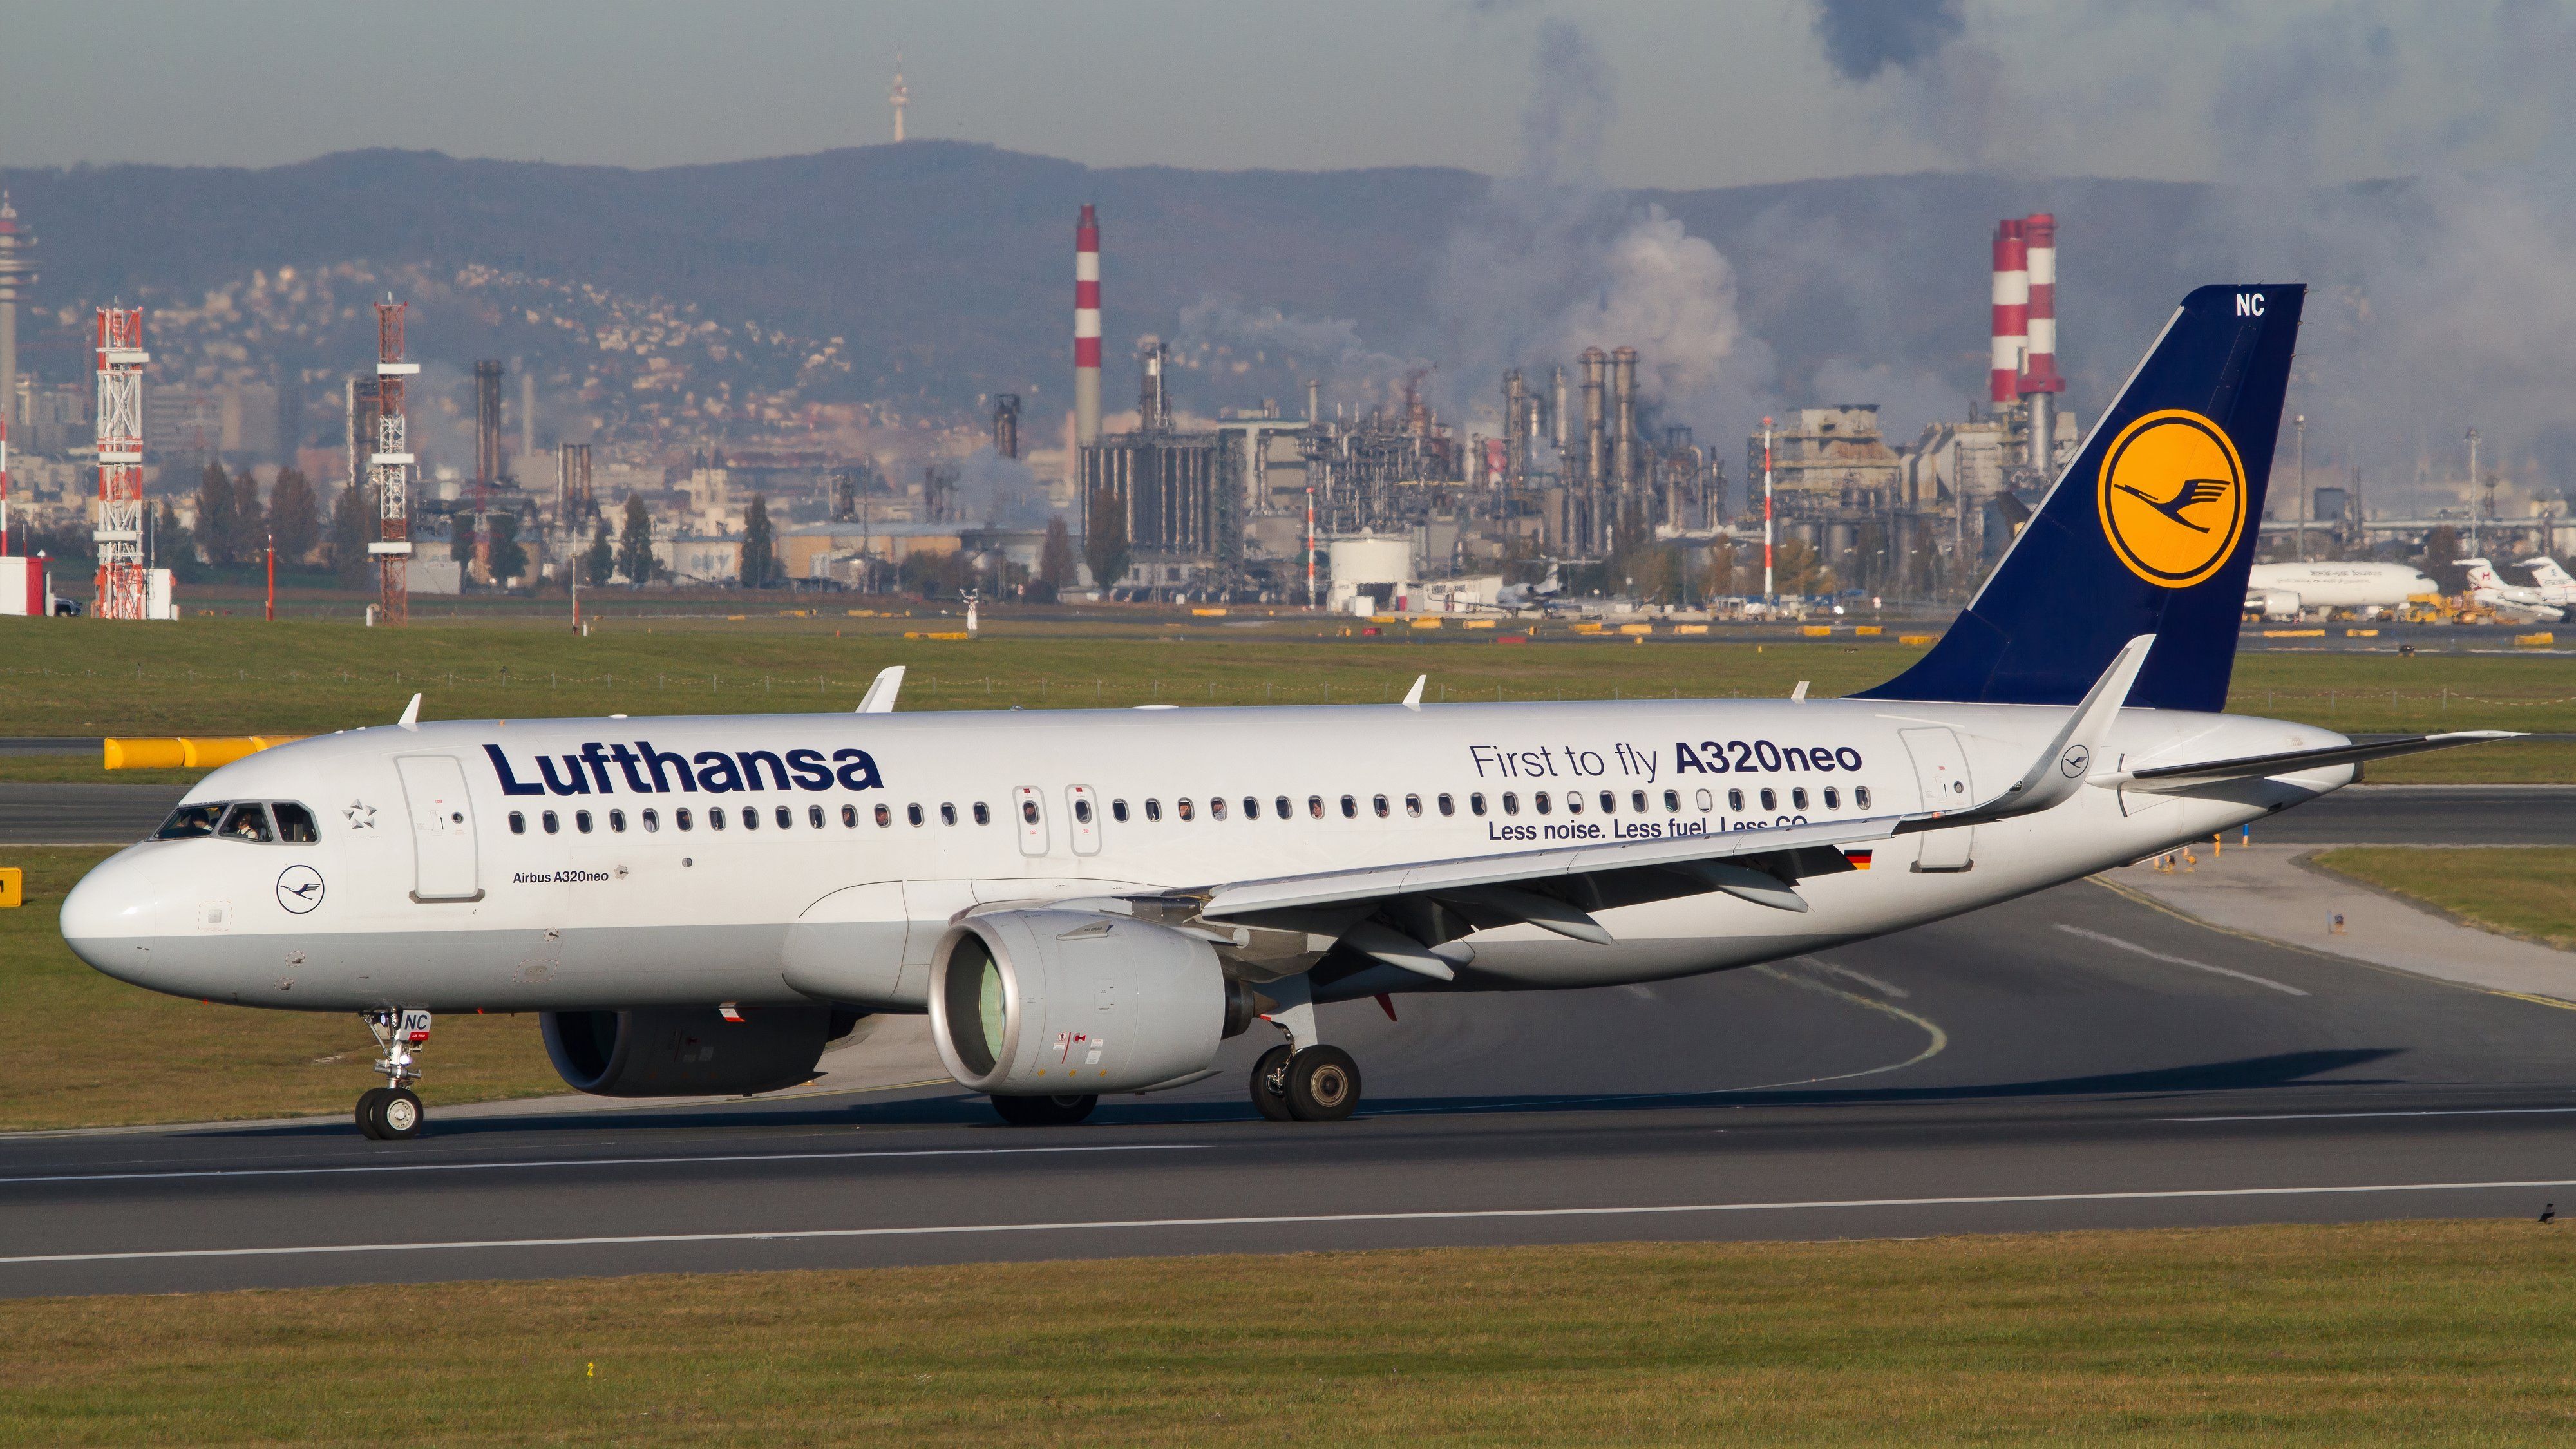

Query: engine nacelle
[540,1005,846,1097]
[2251,589,2302,620]
[929,910,1257,1095]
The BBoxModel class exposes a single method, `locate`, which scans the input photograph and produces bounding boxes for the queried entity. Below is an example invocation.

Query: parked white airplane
[2463,558,2567,622]
[2515,557,2576,607]
[2243,560,2436,619]
[1493,562,1564,611]
[59,285,2515,1139]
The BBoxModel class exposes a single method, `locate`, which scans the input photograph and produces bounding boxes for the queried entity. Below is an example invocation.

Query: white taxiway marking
[6,1179,2571,1267]
[2175,1106,2576,1122]
[2054,924,2308,996]
[0,1143,1206,1188]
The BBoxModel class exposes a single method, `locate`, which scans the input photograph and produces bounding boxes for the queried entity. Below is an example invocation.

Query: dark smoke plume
[1814,0,1967,80]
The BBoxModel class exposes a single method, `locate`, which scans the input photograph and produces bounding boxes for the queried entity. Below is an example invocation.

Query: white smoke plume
[1171,298,1420,395]
[1429,17,1773,437]
[952,445,1050,528]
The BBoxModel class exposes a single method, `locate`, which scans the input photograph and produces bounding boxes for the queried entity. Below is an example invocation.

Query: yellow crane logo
[2095,408,2246,588]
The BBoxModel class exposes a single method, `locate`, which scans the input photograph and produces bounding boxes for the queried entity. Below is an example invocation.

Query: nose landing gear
[356,1009,433,1140]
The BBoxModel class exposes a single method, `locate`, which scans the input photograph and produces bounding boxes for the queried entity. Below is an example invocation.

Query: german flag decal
[1844,849,1874,871]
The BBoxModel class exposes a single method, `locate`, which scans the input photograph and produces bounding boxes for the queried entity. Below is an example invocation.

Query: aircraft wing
[1176,812,1911,979]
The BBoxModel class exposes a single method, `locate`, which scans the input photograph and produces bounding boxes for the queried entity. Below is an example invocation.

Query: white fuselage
[61,699,2351,1015]
[2244,562,2435,612]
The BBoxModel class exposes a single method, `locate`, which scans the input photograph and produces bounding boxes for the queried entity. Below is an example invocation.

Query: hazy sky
[0,1,2555,187]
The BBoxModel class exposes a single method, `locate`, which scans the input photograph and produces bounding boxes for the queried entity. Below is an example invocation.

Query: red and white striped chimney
[1074,204,1102,447]
[2018,213,2063,398]
[1988,218,2027,408]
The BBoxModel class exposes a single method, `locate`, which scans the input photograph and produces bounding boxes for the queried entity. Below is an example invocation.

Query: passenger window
[1694,789,1712,811]
[509,811,526,835]
[1372,795,1389,819]
[576,810,594,833]
[1072,800,1089,825]
[1240,797,1256,820]
[1211,797,1229,820]
[1633,790,1649,813]
[1470,793,1486,817]
[1308,795,1324,819]
[1405,793,1422,818]
[706,809,724,832]
[1502,792,1519,815]
[1663,790,1680,813]
[272,802,320,843]
[910,804,927,827]
[943,802,961,826]
[1112,799,1130,823]
[810,804,826,828]
[1275,796,1291,820]
[155,802,225,839]
[1145,799,1162,822]
[1856,786,1873,810]
[1823,787,1840,810]
[1019,800,1038,825]
[1791,788,1808,811]
[1535,791,1552,815]
[1604,791,1620,814]
[1177,799,1195,821]
[974,802,992,825]
[743,806,761,830]
[610,809,627,833]
[875,803,892,827]
[542,810,561,835]
[1340,795,1356,819]
[841,804,857,828]
[644,809,661,831]
[676,808,694,831]
[1566,793,1583,815]
[1727,789,1743,812]
[219,803,274,842]
[1759,788,1777,811]
[1438,793,1454,817]
[773,805,790,829]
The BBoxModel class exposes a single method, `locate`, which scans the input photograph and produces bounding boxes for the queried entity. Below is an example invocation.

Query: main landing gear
[1248,978,1361,1122]
[355,1008,433,1140]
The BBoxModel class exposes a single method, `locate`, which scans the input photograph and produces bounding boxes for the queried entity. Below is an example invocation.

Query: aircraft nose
[59,849,170,986]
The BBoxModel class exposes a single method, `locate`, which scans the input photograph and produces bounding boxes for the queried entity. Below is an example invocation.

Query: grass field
[2313,847,2576,950]
[0,848,564,1130]
[4,1222,2573,1445]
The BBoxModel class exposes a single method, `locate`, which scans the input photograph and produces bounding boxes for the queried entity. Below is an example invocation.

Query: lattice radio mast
[369,298,418,624]
[92,307,149,620]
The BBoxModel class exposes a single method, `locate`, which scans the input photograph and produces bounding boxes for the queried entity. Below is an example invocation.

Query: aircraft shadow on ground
[205,1046,2404,1139]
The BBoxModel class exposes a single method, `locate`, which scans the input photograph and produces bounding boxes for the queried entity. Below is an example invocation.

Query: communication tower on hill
[369,299,419,625]
[91,307,148,620]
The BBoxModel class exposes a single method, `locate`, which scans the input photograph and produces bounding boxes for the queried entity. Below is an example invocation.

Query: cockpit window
[217,803,276,842]
[272,802,320,843]
[155,803,224,839]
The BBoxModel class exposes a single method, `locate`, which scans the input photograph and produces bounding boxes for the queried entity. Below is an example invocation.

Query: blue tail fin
[1858,283,2304,712]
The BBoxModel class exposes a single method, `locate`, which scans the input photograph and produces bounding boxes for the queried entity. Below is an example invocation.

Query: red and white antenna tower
[369,298,419,625]
[92,307,149,620]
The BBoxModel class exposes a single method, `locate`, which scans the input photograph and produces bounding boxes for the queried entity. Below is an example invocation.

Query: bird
[2113,477,2234,531]
[2543,1203,2556,1224]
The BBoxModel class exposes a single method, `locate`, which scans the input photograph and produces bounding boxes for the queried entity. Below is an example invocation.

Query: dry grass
[2313,846,2576,949]
[0,849,566,1130]
[4,1222,2575,1445]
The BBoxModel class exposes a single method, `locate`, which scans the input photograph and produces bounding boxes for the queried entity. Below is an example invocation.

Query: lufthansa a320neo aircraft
[61,285,2514,1140]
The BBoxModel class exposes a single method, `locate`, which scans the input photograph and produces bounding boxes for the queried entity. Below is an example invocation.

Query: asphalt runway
[10,857,2576,1299]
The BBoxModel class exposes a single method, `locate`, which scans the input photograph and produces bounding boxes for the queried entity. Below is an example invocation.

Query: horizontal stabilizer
[2116,731,2522,791]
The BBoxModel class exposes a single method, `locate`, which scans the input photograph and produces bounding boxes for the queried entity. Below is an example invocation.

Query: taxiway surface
[8,853,2576,1298]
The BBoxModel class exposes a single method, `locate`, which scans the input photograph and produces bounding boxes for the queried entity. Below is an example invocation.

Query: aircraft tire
[354,1087,388,1140]
[372,1088,424,1140]
[1285,1046,1361,1122]
[1250,1045,1296,1122]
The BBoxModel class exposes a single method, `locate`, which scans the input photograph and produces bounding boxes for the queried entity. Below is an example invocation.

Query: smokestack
[518,363,535,466]
[1074,204,1102,447]
[0,194,30,439]
[1580,347,1606,487]
[1502,369,1525,482]
[1138,341,1167,431]
[1550,365,1567,451]
[1989,218,2028,408]
[1305,378,1320,424]
[2016,213,2065,469]
[1611,346,1638,490]
[473,360,504,482]
[992,393,1020,459]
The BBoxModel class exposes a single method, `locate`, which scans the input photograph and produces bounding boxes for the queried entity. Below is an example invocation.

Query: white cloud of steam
[1171,299,1420,393]
[952,446,1052,527]
[1429,17,1773,437]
